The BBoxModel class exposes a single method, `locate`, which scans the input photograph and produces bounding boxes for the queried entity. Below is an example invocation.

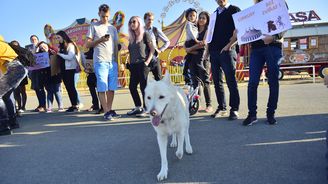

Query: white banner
[232,0,292,45]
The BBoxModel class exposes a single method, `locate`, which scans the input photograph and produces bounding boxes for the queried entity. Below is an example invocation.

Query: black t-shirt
[128,32,152,64]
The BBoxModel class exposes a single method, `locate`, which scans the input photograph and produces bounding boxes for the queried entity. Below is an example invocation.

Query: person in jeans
[29,35,47,112]
[36,41,64,113]
[185,11,213,113]
[206,0,240,120]
[143,12,170,81]
[86,4,120,120]
[0,35,27,135]
[126,16,155,117]
[242,0,286,126]
[55,31,80,112]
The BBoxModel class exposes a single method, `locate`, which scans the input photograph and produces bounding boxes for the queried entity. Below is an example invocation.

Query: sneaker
[211,109,228,118]
[66,106,79,112]
[127,107,143,116]
[46,109,53,113]
[18,109,24,113]
[104,111,113,120]
[136,110,148,117]
[78,103,84,109]
[267,116,277,125]
[58,108,65,112]
[242,115,258,126]
[9,117,19,129]
[228,111,239,120]
[96,108,104,114]
[0,127,12,136]
[109,110,121,119]
[205,106,213,113]
[34,107,45,112]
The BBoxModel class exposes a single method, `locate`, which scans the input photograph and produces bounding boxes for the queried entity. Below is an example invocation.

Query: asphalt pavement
[0,82,327,184]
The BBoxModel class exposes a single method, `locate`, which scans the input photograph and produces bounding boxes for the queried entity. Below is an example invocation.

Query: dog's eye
[147,96,151,100]
[159,95,165,99]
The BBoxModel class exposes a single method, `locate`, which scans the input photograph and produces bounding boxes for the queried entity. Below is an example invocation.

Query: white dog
[145,72,193,181]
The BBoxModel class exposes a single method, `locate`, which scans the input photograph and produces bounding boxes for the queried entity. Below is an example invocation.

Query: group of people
[0,0,286,136]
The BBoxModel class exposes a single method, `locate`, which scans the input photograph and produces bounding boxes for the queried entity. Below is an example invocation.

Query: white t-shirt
[86,22,118,62]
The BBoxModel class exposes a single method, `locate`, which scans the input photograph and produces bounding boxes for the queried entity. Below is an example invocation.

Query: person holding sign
[206,0,241,120]
[242,0,287,126]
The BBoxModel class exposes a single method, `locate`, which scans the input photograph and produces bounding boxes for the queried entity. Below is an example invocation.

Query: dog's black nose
[150,110,157,116]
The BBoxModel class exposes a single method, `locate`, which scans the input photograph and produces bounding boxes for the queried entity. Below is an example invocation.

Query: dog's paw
[170,141,177,148]
[157,168,168,181]
[176,150,183,159]
[185,145,193,155]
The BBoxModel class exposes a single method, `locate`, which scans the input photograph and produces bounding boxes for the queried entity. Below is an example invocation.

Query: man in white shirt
[86,4,120,120]
[144,12,170,81]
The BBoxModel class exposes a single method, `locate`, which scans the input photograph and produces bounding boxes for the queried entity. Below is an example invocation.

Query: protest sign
[233,0,292,45]
[28,52,50,70]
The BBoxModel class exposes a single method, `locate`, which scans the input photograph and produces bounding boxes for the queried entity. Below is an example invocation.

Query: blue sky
[1,0,327,46]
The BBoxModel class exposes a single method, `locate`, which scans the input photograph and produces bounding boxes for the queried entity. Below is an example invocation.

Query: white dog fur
[145,72,193,181]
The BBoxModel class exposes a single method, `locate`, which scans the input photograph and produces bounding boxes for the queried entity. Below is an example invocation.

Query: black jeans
[129,62,150,108]
[87,73,99,110]
[3,90,15,121]
[149,57,162,81]
[210,50,240,111]
[189,53,212,107]
[62,69,78,106]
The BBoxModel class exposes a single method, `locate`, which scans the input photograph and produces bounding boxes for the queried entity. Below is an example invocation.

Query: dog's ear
[162,71,171,84]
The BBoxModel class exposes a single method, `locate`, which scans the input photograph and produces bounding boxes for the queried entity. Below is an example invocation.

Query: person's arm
[57,43,75,60]
[145,33,155,66]
[186,29,208,53]
[85,25,108,48]
[157,29,170,53]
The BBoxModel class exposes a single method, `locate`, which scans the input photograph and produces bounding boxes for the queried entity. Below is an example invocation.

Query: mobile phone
[104,34,110,38]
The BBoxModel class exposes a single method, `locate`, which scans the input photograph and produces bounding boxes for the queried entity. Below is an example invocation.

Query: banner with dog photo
[232,0,291,45]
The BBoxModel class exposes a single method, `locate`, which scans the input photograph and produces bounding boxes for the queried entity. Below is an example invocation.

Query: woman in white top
[55,31,80,112]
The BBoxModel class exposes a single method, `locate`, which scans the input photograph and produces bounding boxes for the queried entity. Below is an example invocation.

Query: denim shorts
[94,61,118,92]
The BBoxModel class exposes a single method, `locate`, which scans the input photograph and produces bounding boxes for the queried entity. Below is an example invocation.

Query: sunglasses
[129,20,137,24]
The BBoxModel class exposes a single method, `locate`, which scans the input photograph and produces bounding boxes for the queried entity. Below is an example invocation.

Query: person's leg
[209,51,226,111]
[140,63,150,109]
[63,70,78,108]
[264,46,282,120]
[87,73,99,110]
[14,86,21,110]
[53,83,63,109]
[38,88,46,109]
[219,50,240,112]
[74,72,82,105]
[21,85,27,110]
[128,64,142,108]
[45,84,53,111]
[247,48,266,117]
[183,55,191,84]
[151,58,162,81]
[94,61,110,113]
[107,62,118,112]
[3,90,18,128]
